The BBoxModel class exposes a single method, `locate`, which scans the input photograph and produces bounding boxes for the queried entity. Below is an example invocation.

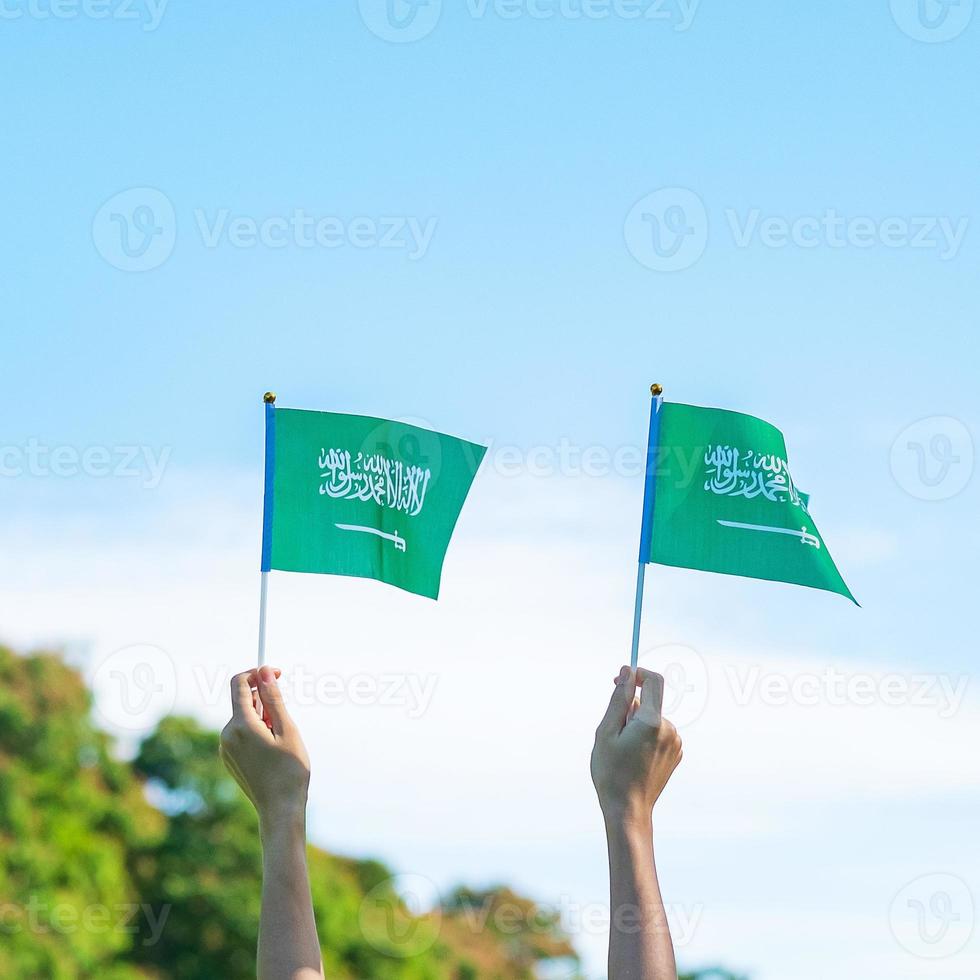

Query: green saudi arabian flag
[642,402,856,603]
[261,406,486,599]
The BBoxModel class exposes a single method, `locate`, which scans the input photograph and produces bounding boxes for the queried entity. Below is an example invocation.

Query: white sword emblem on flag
[335,524,407,552]
[717,520,820,548]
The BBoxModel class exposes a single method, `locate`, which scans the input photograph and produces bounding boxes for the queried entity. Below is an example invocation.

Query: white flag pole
[629,564,647,670]
[629,384,664,669]
[258,391,277,669]
[257,571,270,668]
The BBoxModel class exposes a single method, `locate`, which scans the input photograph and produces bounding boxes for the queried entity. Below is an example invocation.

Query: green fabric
[646,403,856,603]
[269,409,485,599]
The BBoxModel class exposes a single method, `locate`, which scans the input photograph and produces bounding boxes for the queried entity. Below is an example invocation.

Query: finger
[251,691,274,731]
[598,666,638,735]
[246,668,282,730]
[245,667,281,689]
[255,665,292,737]
[634,669,664,729]
[230,671,262,725]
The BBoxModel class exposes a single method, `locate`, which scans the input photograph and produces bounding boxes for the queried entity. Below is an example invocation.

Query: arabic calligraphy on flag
[703,445,808,510]
[263,409,486,598]
[318,448,432,515]
[643,402,855,603]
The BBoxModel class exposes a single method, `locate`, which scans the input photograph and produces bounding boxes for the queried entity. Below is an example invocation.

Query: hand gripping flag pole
[629,384,664,669]
[258,391,277,668]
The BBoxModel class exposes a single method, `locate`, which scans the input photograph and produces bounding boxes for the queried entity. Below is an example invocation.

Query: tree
[0,645,745,979]
[0,645,163,979]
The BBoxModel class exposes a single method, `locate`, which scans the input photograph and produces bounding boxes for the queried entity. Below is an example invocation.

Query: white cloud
[1,467,977,979]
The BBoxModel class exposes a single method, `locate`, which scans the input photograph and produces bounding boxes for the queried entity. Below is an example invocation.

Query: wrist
[602,801,653,840]
[258,799,308,838]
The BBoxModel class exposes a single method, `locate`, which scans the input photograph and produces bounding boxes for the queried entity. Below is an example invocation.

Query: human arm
[219,666,322,980]
[591,666,683,980]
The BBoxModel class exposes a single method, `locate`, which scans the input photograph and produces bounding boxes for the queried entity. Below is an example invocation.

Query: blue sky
[2,2,978,977]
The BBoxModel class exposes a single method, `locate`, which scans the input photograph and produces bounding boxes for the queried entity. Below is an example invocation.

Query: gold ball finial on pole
[263,391,277,404]
[650,383,663,397]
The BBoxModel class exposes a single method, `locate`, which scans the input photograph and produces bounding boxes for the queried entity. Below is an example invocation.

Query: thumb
[597,666,637,736]
[255,666,292,737]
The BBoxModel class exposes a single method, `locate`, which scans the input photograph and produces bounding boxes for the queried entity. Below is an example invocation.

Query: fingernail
[259,666,274,683]
[618,666,630,682]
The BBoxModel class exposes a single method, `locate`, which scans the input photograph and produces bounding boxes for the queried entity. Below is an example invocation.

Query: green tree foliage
[0,647,579,979]
[0,645,746,979]
[440,885,578,976]
[0,646,165,979]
